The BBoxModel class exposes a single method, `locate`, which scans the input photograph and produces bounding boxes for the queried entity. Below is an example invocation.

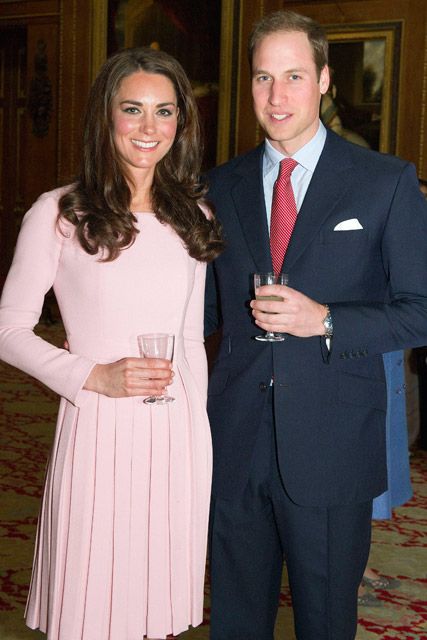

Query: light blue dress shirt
[263,121,327,230]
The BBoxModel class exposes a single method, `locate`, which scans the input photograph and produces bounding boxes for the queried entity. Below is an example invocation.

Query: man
[205,10,427,640]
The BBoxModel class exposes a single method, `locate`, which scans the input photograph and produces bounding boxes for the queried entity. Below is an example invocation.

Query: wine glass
[137,333,175,404]
[254,272,288,342]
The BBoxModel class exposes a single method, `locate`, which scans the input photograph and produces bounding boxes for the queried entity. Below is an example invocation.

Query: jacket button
[259,382,268,392]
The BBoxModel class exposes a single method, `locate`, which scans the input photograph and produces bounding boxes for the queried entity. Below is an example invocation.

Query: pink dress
[0,188,212,640]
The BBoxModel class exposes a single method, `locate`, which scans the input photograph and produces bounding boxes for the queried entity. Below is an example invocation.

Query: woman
[0,48,223,639]
[358,350,412,606]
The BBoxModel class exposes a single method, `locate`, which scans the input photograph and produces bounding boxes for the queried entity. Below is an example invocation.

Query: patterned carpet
[1,322,426,640]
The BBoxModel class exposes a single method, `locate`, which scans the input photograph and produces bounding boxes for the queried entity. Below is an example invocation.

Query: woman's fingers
[84,357,174,398]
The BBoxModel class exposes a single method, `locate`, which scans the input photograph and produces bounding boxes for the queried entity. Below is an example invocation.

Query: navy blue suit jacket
[205,130,427,507]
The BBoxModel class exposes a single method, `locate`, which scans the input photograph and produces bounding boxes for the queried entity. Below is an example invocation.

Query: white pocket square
[333,218,363,231]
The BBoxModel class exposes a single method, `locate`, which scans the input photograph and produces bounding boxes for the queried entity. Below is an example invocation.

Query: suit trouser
[209,389,373,640]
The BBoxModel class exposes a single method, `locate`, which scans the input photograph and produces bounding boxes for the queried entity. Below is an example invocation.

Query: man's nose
[269,80,287,105]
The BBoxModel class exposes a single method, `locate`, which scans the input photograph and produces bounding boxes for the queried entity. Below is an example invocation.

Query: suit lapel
[282,131,355,272]
[231,145,272,273]
[226,133,355,274]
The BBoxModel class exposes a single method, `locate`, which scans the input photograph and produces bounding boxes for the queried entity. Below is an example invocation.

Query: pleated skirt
[25,382,212,640]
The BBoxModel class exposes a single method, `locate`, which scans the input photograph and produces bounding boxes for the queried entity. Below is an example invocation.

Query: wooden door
[0,27,27,285]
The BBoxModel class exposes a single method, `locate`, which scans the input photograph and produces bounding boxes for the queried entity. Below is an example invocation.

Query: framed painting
[321,21,402,154]
[91,0,247,167]
[104,0,222,170]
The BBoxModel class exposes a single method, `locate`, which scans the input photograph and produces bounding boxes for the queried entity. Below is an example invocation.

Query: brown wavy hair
[58,47,223,262]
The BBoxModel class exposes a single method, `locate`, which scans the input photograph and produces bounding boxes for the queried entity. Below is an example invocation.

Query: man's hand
[251,284,327,337]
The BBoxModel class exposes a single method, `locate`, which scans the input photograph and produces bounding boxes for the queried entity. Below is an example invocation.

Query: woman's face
[112,70,179,183]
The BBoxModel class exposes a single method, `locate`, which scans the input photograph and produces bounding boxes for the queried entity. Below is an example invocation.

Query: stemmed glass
[254,272,288,342]
[137,333,175,404]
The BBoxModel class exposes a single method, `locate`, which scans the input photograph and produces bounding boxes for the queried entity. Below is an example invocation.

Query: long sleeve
[327,162,427,361]
[183,259,208,404]
[0,190,96,405]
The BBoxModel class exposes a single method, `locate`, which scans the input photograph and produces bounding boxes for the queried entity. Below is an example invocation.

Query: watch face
[323,309,333,337]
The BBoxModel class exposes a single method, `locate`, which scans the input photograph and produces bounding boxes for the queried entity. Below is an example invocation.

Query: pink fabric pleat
[0,199,212,640]
[25,359,211,640]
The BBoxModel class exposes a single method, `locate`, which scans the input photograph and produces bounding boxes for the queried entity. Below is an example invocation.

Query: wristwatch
[322,304,333,338]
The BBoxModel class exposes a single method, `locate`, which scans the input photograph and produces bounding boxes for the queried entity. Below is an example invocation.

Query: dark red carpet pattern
[1,323,426,639]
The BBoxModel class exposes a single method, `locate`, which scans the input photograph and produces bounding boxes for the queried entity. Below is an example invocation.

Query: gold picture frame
[323,21,402,154]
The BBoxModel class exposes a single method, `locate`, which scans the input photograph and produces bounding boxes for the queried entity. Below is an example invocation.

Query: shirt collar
[263,121,327,177]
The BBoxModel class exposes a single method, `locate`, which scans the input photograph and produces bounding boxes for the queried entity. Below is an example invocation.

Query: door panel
[0,27,27,285]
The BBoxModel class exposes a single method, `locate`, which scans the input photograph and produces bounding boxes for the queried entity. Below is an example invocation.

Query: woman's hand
[84,358,174,398]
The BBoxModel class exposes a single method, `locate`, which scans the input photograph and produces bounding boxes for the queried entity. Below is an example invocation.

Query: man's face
[252,30,329,156]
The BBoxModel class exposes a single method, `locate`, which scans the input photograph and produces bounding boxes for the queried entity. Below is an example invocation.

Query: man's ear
[319,65,330,95]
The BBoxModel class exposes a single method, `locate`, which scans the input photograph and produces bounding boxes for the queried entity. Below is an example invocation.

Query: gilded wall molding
[57,0,65,180]
[0,13,57,21]
[70,0,77,173]
[254,1,265,147]
[217,0,242,164]
[91,0,108,80]
[58,0,77,181]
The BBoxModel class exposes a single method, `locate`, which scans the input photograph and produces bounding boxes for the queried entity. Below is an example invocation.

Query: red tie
[270,158,298,275]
